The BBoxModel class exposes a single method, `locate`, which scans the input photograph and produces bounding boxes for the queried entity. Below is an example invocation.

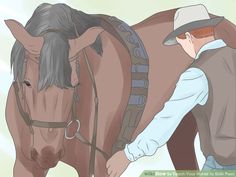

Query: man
[106,4,236,177]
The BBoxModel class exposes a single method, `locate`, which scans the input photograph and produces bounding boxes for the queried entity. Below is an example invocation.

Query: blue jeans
[202,156,236,170]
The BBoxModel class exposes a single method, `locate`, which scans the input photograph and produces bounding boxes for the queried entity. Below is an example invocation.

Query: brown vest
[191,46,236,165]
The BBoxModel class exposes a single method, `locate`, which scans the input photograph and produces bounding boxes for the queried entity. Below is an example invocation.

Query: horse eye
[23,80,31,87]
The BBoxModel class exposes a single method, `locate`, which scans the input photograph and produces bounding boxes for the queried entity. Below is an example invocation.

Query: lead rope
[73,24,101,177]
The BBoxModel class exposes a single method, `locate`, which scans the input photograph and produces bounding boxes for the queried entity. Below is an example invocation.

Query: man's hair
[177,26,215,39]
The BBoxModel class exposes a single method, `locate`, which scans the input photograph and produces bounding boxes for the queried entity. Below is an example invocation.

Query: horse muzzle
[31,146,65,169]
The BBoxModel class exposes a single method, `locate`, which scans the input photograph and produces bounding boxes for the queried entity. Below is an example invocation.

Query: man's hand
[106,150,131,177]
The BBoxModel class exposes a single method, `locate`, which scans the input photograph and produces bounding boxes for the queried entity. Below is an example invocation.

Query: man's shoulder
[194,46,235,66]
[216,46,236,54]
[179,67,206,81]
[203,46,235,58]
[207,46,236,63]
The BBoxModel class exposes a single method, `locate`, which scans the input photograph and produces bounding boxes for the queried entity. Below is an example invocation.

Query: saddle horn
[5,19,104,58]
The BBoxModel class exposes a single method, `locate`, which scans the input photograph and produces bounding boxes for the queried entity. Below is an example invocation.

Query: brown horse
[5,3,236,177]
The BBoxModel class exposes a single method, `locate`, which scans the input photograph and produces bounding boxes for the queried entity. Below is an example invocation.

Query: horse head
[5,3,104,169]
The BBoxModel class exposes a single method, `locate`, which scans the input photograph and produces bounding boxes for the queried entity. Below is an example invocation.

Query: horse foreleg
[167,112,199,170]
[14,149,47,177]
[95,153,109,177]
[63,142,90,177]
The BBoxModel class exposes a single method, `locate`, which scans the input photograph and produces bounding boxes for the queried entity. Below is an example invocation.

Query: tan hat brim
[163,16,224,46]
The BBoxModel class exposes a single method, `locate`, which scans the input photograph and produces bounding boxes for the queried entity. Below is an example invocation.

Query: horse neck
[132,8,176,30]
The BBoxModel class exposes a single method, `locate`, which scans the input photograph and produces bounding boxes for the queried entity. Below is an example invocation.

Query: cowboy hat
[163,4,224,45]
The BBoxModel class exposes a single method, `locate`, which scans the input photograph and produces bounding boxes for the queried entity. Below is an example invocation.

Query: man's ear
[185,32,193,44]
[68,27,104,58]
[4,19,43,55]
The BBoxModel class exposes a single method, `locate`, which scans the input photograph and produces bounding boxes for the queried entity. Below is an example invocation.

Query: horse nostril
[31,148,38,161]
[58,149,65,159]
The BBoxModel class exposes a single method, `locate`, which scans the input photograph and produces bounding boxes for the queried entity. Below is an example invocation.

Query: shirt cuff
[124,144,136,162]
[124,142,146,162]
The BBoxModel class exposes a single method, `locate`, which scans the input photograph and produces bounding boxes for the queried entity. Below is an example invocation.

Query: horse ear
[69,27,104,58]
[4,19,43,55]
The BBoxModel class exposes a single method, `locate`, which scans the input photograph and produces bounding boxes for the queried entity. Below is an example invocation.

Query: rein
[82,50,100,176]
[73,23,103,176]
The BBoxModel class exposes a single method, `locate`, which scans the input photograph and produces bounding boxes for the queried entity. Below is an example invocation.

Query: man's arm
[124,67,208,161]
[106,67,208,177]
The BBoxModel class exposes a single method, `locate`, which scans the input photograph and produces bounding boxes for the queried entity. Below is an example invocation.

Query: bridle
[13,25,109,176]
[13,80,84,129]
